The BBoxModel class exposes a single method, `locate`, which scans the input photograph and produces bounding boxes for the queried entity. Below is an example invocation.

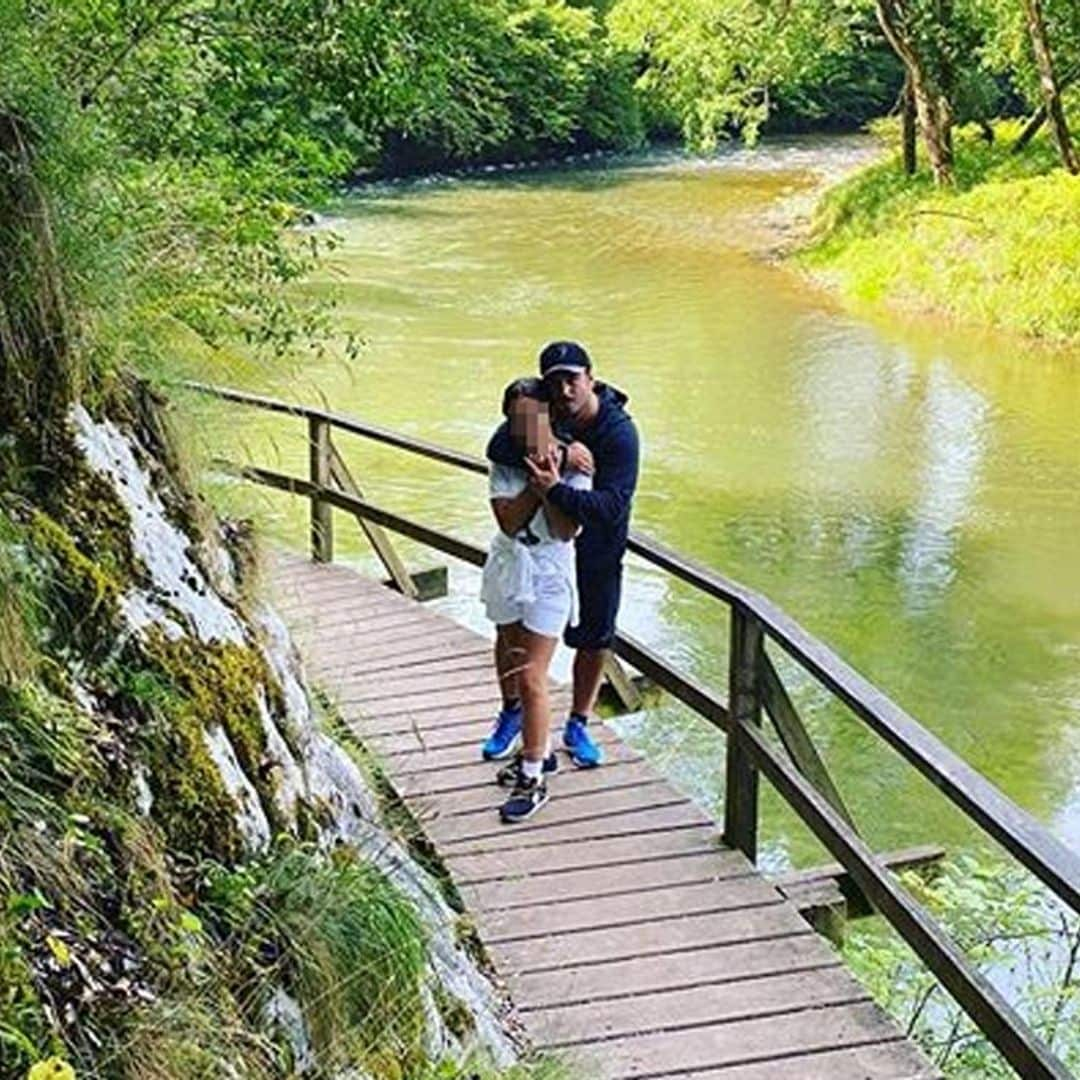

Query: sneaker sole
[482,733,522,761]
[500,790,550,824]
[569,754,602,769]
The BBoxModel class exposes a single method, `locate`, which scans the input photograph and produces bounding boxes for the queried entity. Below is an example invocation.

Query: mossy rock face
[27,509,124,661]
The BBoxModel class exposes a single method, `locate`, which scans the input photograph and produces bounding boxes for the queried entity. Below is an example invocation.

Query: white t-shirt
[488,461,592,546]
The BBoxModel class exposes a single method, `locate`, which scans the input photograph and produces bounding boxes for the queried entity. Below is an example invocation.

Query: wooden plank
[646,1040,938,1079]
[437,801,713,856]
[603,652,643,712]
[357,695,518,738]
[274,569,420,609]
[565,1002,910,1078]
[308,630,488,674]
[724,609,764,861]
[444,826,723,884]
[308,417,333,562]
[320,644,491,681]
[509,934,837,1010]
[328,653,493,693]
[527,967,870,1049]
[479,877,781,944]
[339,664,497,709]
[395,750,645,801]
[489,903,811,974]
[273,575,409,611]
[394,564,449,601]
[344,690,506,731]
[422,759,671,819]
[459,848,753,912]
[329,442,418,599]
[428,782,689,846]
[289,605,438,639]
[775,844,946,920]
[761,651,856,831]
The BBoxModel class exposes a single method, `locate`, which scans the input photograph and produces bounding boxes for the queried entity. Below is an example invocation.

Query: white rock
[202,724,271,850]
[255,686,305,826]
[71,405,246,645]
[264,987,315,1073]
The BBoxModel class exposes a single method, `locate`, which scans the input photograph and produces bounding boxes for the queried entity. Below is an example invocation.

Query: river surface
[182,137,1080,871]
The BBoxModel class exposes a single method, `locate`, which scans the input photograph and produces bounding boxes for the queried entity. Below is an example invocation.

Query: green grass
[799,123,1080,344]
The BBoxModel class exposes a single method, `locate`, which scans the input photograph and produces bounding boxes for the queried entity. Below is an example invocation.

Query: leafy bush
[845,853,1080,1077]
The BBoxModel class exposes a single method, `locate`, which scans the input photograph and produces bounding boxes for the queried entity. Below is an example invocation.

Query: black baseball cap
[539,340,592,378]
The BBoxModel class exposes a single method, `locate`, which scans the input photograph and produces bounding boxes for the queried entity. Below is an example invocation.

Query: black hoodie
[485,383,640,568]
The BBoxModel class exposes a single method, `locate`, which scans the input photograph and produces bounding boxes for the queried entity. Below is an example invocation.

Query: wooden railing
[186,380,1080,1080]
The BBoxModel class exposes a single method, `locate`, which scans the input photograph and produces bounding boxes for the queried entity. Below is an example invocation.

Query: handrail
[186,380,1080,914]
[187,382,1080,1079]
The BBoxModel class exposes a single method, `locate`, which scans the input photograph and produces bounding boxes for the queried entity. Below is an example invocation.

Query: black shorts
[565,559,623,651]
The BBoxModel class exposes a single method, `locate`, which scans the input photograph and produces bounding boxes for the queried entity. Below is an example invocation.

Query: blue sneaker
[563,716,603,768]
[482,704,523,760]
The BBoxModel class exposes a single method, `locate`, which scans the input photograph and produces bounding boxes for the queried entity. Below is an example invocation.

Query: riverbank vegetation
[800,121,1080,341]
[845,854,1080,1076]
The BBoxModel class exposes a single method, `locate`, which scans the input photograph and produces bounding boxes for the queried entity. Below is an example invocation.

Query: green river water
[183,138,1080,872]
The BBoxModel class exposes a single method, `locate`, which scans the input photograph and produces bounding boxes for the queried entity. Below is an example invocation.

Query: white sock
[522,758,544,782]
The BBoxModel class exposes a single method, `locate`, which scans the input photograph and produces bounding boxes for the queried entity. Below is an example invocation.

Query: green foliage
[845,853,1080,1076]
[978,0,1080,113]
[202,843,430,1073]
[608,0,902,147]
[800,124,1080,341]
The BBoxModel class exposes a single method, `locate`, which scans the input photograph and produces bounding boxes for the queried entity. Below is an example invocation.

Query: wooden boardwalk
[269,551,937,1079]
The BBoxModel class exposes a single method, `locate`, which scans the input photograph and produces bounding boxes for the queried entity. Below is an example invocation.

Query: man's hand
[525,448,561,493]
[565,441,594,475]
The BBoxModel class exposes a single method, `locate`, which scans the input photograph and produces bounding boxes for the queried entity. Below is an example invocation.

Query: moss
[115,628,299,861]
[0,510,41,686]
[432,980,476,1042]
[0,922,58,1072]
[122,662,248,865]
[148,636,275,788]
[27,510,123,658]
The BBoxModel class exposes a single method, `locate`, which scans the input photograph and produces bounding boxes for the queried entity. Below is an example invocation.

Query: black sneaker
[495,751,559,788]
[500,776,549,824]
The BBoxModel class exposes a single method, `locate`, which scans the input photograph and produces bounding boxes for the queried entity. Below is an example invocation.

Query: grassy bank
[798,124,1080,344]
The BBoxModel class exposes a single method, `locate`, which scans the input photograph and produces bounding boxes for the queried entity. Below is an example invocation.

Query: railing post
[308,416,333,562]
[724,605,764,862]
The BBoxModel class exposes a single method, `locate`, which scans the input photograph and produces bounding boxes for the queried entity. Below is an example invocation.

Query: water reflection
[899,363,989,614]
[179,139,1080,867]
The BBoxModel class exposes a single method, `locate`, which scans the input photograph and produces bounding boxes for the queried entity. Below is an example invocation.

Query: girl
[480,377,590,822]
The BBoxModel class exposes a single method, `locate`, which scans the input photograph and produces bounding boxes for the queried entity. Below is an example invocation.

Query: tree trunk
[1013,63,1079,154]
[902,73,917,175]
[875,0,954,184]
[1020,2,1078,173]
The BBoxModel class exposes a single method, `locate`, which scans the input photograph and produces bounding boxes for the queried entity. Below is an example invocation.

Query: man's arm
[543,423,639,529]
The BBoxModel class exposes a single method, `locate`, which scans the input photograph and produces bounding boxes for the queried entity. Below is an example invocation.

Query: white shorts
[483,564,574,638]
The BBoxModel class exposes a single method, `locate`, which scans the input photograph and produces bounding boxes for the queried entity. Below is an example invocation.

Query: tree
[874,0,955,183]
[1022,0,1078,172]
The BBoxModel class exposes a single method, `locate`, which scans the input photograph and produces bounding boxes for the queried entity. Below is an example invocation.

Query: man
[481,341,640,768]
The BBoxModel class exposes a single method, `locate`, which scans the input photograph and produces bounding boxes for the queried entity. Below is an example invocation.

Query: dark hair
[501,376,546,418]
